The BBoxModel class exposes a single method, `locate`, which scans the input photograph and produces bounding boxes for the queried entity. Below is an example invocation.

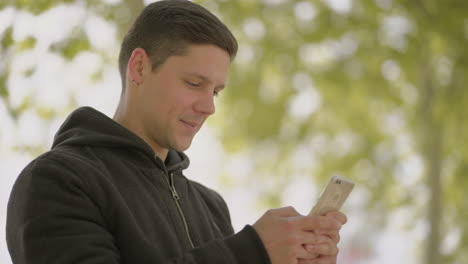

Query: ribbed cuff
[224,225,271,264]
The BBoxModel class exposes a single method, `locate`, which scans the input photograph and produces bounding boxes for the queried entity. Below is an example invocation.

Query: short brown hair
[118,0,238,88]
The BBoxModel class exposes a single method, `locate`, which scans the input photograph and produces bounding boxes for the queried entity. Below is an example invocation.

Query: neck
[114,101,169,161]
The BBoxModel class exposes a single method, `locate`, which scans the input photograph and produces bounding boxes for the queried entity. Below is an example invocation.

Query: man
[6,1,347,263]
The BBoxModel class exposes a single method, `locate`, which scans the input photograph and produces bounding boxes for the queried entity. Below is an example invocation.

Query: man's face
[136,44,231,153]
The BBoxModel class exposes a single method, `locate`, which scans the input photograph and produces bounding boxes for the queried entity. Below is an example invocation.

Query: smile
[180,120,200,132]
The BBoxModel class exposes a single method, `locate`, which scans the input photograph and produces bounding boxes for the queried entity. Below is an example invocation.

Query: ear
[127,48,151,86]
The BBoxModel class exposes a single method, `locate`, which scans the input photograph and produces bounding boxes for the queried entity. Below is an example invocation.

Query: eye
[213,90,219,97]
[185,81,200,87]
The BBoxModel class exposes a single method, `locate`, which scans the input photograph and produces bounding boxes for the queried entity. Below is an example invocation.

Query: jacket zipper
[163,170,195,249]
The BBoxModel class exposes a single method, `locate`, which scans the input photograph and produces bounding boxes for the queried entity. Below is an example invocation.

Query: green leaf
[14,0,74,14]
[0,72,8,97]
[50,32,91,60]
[16,36,36,51]
[1,27,14,48]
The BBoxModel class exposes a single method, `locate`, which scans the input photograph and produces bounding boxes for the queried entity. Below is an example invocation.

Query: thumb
[271,206,301,217]
[325,210,347,225]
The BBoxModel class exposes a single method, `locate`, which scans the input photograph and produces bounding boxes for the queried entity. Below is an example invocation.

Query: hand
[253,206,342,264]
[299,211,348,264]
[310,211,347,244]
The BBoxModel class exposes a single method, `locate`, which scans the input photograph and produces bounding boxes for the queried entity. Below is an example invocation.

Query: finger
[302,245,319,259]
[304,243,339,256]
[296,245,320,260]
[300,231,331,245]
[324,211,347,225]
[298,215,342,231]
[314,229,340,244]
[327,231,340,244]
[295,234,328,260]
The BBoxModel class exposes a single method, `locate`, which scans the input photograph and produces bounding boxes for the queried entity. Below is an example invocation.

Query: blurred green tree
[1,0,467,263]
[213,1,468,263]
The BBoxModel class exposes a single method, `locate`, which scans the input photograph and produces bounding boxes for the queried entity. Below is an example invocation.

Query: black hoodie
[6,107,270,264]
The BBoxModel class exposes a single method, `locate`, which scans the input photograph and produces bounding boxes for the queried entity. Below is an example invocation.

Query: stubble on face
[136,44,231,159]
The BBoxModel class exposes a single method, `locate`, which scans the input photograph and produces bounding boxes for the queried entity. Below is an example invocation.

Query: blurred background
[1,0,467,263]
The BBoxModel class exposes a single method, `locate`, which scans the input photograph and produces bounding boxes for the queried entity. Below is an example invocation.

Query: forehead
[163,44,231,83]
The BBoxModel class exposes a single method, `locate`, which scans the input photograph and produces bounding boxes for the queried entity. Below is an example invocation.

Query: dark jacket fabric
[6,106,270,264]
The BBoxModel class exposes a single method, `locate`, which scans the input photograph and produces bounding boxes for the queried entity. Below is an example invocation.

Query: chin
[174,141,193,152]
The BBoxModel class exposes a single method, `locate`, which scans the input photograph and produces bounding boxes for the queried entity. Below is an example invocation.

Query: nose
[194,93,215,116]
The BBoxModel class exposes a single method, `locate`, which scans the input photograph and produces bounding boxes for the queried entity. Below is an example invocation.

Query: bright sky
[0,2,428,263]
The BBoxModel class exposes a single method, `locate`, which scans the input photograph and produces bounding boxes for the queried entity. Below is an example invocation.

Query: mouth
[180,119,201,132]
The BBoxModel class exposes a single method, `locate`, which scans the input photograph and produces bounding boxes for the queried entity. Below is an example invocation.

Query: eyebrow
[185,73,226,89]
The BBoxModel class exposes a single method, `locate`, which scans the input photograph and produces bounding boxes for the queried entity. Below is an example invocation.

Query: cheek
[146,75,197,115]
[168,89,198,113]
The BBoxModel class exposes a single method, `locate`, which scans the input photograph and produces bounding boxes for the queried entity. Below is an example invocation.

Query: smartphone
[309,175,355,216]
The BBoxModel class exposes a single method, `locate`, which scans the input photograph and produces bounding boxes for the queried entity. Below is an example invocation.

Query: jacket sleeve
[7,155,270,264]
[170,225,270,264]
[6,156,121,264]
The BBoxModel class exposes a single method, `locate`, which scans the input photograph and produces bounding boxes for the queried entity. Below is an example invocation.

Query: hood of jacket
[51,106,190,171]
